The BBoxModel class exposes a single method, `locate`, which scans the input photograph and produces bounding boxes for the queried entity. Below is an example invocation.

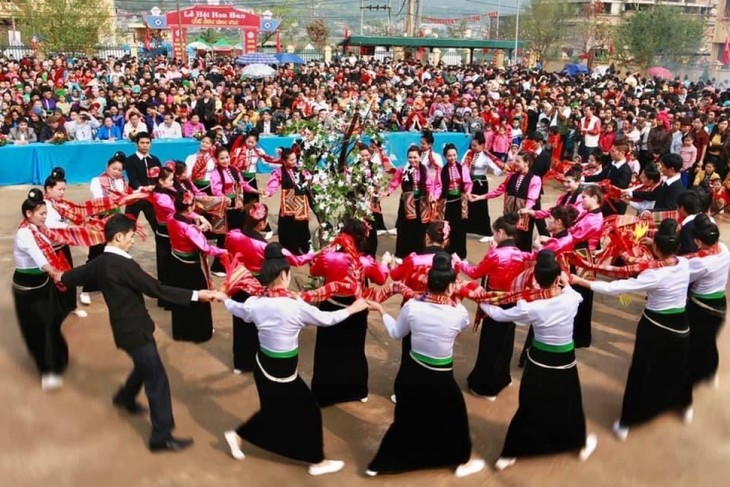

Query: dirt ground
[1,176,729,487]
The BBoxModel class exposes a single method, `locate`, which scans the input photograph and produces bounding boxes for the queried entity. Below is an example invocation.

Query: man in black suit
[584,137,633,215]
[124,132,161,232]
[528,132,552,236]
[193,88,216,128]
[676,190,702,255]
[627,153,685,212]
[57,215,214,452]
[255,109,279,135]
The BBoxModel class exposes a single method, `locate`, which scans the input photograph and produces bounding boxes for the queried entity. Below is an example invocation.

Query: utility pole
[514,0,520,64]
[406,0,415,36]
[387,0,392,35]
[360,0,365,35]
[360,3,392,36]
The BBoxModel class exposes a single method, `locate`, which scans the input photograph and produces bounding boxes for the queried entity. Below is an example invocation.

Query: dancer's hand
[381,251,393,266]
[197,290,216,302]
[348,298,368,314]
[209,290,229,302]
[366,300,384,315]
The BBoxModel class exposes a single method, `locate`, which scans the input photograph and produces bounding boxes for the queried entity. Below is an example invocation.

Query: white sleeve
[89,177,104,198]
[382,306,412,340]
[590,269,660,296]
[486,156,503,176]
[16,228,50,268]
[44,204,68,229]
[480,300,531,324]
[688,258,709,284]
[296,300,350,327]
[456,305,470,332]
[224,298,253,322]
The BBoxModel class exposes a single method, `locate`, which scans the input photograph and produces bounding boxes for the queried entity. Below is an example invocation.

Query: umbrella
[242,64,277,79]
[212,39,234,51]
[186,41,209,50]
[562,63,589,77]
[647,66,673,80]
[235,53,279,65]
[274,52,305,64]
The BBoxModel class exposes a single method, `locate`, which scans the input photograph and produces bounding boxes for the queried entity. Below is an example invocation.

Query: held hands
[348,298,369,314]
[381,251,393,266]
[366,300,384,315]
[519,208,535,216]
[207,290,229,302]
[197,290,216,303]
[559,271,571,288]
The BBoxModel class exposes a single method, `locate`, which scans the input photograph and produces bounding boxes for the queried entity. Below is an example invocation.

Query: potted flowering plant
[0,134,7,147]
[48,132,68,145]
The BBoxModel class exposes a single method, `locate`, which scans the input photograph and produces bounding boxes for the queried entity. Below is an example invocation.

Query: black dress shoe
[112,398,148,415]
[149,436,194,452]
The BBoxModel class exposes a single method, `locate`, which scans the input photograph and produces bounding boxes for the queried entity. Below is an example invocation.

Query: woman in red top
[167,191,226,342]
[309,219,390,406]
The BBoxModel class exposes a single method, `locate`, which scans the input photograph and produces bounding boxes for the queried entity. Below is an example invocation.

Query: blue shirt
[97,125,121,141]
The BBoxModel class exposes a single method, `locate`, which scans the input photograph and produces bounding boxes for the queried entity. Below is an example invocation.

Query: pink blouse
[457,243,527,291]
[310,251,389,286]
[387,165,441,196]
[152,191,176,225]
[569,209,603,251]
[485,172,542,210]
[265,167,312,195]
[434,162,473,199]
[225,229,313,273]
[209,167,257,197]
[168,216,225,256]
[534,191,585,220]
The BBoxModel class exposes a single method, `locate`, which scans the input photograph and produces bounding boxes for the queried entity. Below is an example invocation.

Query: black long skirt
[212,207,249,274]
[364,216,378,257]
[395,200,426,258]
[372,211,386,231]
[232,290,259,372]
[12,272,70,375]
[154,225,171,308]
[82,243,105,293]
[467,308,516,397]
[466,176,492,236]
[501,347,587,458]
[278,215,310,256]
[311,297,369,407]
[237,352,325,464]
[515,217,535,252]
[444,196,467,259]
[242,176,271,232]
[620,310,692,427]
[573,285,594,348]
[687,295,727,386]
[368,354,472,474]
[168,253,213,343]
[57,245,77,311]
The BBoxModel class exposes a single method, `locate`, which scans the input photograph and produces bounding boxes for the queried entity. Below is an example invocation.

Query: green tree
[505,0,574,60]
[614,6,705,69]
[446,20,469,39]
[260,0,298,48]
[198,29,223,45]
[16,0,112,54]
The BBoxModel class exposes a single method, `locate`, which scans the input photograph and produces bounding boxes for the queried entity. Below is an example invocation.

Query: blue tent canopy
[274,53,305,64]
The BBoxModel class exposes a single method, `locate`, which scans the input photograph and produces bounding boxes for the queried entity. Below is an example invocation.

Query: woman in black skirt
[309,219,389,406]
[215,243,367,476]
[151,166,179,306]
[225,203,314,373]
[572,219,693,440]
[263,147,312,255]
[385,146,438,257]
[462,131,504,239]
[438,143,472,259]
[686,214,729,388]
[167,191,224,343]
[471,151,542,251]
[366,252,485,478]
[456,214,528,400]
[13,189,72,390]
[481,250,597,471]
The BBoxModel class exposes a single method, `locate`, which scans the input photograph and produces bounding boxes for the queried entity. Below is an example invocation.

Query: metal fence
[0,45,131,59]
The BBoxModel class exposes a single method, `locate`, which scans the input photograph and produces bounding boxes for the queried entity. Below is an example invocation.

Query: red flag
[723,38,730,66]
[144,28,151,51]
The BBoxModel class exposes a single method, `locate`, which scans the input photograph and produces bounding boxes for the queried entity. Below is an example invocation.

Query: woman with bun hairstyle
[216,242,368,476]
[210,145,260,275]
[436,143,472,259]
[482,250,597,471]
[13,188,72,390]
[366,252,486,478]
[150,166,179,303]
[309,219,390,406]
[43,167,86,318]
[686,214,729,387]
[472,151,542,251]
[456,214,528,400]
[520,167,585,222]
[571,219,693,440]
[462,130,503,239]
[81,151,131,305]
[567,185,604,349]
[172,160,227,235]
[184,135,216,194]
[225,203,315,373]
[167,191,226,343]
[385,145,441,257]
[531,205,580,254]
[264,147,313,255]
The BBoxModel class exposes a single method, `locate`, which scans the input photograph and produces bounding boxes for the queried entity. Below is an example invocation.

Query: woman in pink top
[225,203,315,373]
[182,114,206,138]
[167,190,226,342]
[385,146,441,257]
[491,125,512,161]
[472,151,542,251]
[437,143,473,258]
[521,167,585,221]
[309,219,390,406]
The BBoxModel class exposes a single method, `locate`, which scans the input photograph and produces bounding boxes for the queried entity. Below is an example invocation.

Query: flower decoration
[182,190,194,206]
[248,202,267,220]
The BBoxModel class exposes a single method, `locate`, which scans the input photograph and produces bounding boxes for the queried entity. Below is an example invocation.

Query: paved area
[1,177,729,486]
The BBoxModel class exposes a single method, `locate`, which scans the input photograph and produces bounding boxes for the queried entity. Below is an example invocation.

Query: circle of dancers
[11,129,729,476]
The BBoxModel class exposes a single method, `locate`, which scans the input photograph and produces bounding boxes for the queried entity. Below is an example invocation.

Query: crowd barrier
[0,132,473,186]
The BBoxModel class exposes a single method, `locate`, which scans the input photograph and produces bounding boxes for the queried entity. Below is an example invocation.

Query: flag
[723,38,730,66]
[144,28,151,51]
